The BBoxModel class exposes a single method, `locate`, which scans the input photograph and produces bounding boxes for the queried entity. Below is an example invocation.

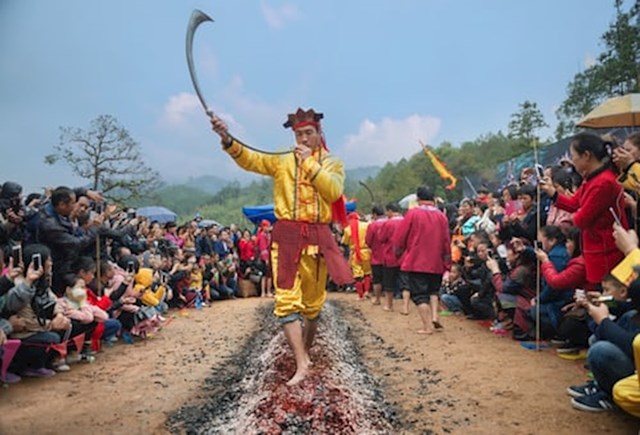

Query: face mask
[69,285,87,302]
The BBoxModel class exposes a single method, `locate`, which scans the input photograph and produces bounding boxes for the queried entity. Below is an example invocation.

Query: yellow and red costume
[341,212,372,298]
[224,109,352,322]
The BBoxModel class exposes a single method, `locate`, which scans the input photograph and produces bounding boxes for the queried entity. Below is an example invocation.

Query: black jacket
[36,203,98,294]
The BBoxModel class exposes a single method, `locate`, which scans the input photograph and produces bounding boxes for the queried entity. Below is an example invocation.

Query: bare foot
[286,364,310,386]
[303,353,313,367]
[416,329,434,335]
[372,300,381,306]
[382,306,392,312]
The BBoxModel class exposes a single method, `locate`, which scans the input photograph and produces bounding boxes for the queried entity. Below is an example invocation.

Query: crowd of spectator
[428,131,640,416]
[342,131,640,417]
[0,184,271,383]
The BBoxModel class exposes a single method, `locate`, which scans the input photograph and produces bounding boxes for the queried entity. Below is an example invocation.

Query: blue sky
[0,0,618,194]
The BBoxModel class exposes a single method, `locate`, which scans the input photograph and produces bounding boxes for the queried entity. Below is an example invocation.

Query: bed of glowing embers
[168,302,399,434]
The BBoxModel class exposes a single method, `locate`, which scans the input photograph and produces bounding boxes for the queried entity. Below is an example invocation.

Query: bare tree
[45,114,161,202]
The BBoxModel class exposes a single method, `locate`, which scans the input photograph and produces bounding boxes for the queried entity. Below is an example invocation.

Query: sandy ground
[1,292,638,434]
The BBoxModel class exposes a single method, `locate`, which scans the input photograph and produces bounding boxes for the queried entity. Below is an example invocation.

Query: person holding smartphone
[612,132,640,195]
[4,244,71,378]
[567,272,640,413]
[539,133,627,287]
[36,187,104,296]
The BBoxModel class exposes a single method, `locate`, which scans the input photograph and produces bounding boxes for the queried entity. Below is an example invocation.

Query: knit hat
[0,181,22,199]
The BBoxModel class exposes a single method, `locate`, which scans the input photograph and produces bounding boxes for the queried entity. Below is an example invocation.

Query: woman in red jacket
[540,133,627,287]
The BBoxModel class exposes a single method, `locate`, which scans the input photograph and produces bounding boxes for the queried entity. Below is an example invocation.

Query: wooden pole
[96,233,101,296]
[533,139,542,351]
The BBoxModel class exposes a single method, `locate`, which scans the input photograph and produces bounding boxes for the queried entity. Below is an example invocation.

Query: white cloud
[159,92,201,127]
[338,115,441,168]
[158,90,245,137]
[260,1,301,29]
[583,52,597,69]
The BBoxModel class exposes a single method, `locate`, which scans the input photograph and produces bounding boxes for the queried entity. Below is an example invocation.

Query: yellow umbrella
[576,93,640,128]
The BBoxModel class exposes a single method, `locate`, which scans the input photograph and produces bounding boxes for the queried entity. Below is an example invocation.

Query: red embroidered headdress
[283,108,324,130]
[283,108,346,226]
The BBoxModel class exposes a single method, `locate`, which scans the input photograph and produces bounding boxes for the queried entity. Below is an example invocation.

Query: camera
[10,197,22,213]
[33,293,56,322]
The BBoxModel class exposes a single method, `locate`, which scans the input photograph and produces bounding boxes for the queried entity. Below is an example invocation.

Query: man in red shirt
[379,203,404,311]
[394,186,452,334]
[365,206,387,305]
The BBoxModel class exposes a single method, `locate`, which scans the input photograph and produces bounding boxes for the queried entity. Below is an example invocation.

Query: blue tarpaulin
[136,206,177,223]
[242,201,357,225]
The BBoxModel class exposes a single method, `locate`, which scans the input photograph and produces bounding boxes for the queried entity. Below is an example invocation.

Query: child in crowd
[439,263,466,314]
[568,277,640,412]
[55,277,108,369]
[130,268,163,337]
[188,256,209,306]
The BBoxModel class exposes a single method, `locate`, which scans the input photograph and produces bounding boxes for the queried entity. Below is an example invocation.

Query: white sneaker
[53,362,71,372]
[66,353,82,364]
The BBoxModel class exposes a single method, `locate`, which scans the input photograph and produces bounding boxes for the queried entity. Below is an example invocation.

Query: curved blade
[186,9,214,117]
[358,180,375,204]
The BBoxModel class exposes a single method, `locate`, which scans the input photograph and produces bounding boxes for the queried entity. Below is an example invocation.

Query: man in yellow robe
[341,212,372,300]
[210,108,352,385]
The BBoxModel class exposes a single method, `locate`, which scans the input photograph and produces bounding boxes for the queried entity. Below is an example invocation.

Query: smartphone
[595,295,614,303]
[609,207,622,226]
[594,294,617,308]
[534,240,543,250]
[126,261,135,274]
[535,164,545,179]
[95,202,103,214]
[32,253,42,270]
[11,245,22,266]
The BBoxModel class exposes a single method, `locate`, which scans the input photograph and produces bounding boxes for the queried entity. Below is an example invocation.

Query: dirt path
[1,293,638,434]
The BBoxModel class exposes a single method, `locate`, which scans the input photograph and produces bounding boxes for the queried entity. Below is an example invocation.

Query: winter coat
[554,167,626,284]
